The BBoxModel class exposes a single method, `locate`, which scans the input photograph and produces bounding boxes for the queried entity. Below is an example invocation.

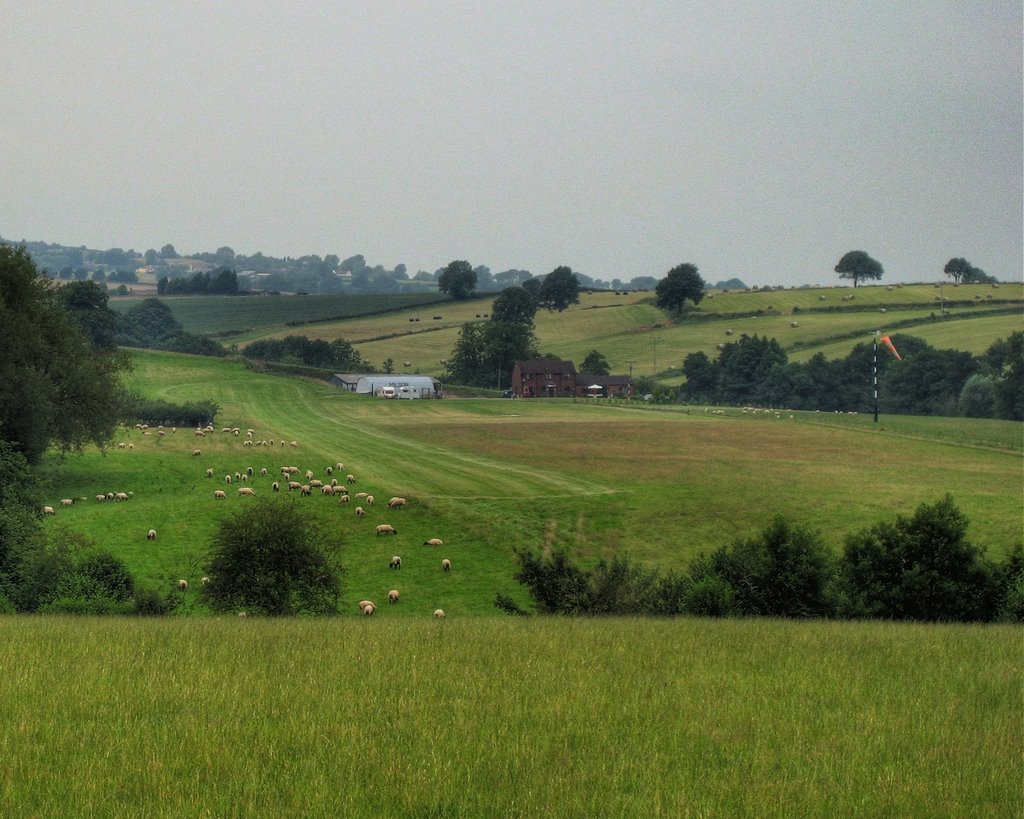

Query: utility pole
[625,360,636,399]
[652,337,662,374]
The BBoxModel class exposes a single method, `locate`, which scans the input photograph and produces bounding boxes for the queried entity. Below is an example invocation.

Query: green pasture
[108,292,451,337]
[222,284,1020,380]
[37,351,1023,613]
[0,616,1018,816]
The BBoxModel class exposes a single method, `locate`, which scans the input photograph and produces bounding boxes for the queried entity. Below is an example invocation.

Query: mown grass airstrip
[37,350,1023,617]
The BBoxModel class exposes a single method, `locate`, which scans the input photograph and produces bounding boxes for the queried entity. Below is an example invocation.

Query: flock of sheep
[43,421,454,619]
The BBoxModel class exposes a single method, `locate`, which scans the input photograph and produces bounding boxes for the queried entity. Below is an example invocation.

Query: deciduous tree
[438,260,477,300]
[834,250,883,287]
[655,263,705,314]
[538,265,580,312]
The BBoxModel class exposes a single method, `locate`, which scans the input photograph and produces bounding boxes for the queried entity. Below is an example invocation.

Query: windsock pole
[873,331,879,423]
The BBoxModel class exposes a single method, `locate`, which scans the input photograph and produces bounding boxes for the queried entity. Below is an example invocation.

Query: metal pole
[625,360,636,399]
[873,331,879,423]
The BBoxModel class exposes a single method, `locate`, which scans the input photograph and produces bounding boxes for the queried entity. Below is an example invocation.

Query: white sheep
[339,494,351,504]
[178,579,189,590]
[147,529,157,541]
[325,466,333,475]
[201,576,210,585]
[288,481,302,491]
[60,498,73,507]
[114,492,129,501]
[214,490,227,499]
[376,524,397,536]
[336,463,344,472]
[192,449,202,457]
[365,494,374,506]
[95,494,107,502]
[362,603,376,616]
[346,474,356,484]
[289,440,298,448]
[321,485,334,495]
[442,559,451,572]
[305,470,314,481]
[387,497,407,509]
[238,487,256,496]
[358,599,374,613]
[424,538,443,547]
[355,505,364,516]
[260,468,268,477]
[225,474,233,484]
[388,589,399,604]
[206,468,214,478]
[433,609,446,620]
[389,555,402,569]
[43,506,55,516]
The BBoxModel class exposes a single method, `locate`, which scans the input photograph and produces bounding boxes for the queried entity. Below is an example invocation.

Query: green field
[214,284,1021,381]
[36,350,1023,615]
[1,616,1018,816]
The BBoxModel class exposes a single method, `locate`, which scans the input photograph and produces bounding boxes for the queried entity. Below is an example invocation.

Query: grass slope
[36,350,1023,615]
[1,617,1019,816]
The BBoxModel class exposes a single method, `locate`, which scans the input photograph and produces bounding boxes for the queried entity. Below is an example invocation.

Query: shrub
[202,498,344,615]
[836,495,998,621]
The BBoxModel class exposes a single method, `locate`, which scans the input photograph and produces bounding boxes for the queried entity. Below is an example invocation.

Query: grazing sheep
[260,468,268,477]
[106,492,115,500]
[388,589,399,604]
[309,479,323,488]
[147,529,157,541]
[201,576,209,585]
[338,494,351,504]
[95,494,107,502]
[128,443,134,450]
[272,482,280,492]
[206,468,214,478]
[354,492,368,499]
[325,466,333,475]
[424,538,443,547]
[289,440,298,448]
[60,498,74,507]
[362,603,375,616]
[442,559,451,572]
[336,463,344,471]
[234,472,242,482]
[178,579,188,590]
[280,467,291,476]
[358,599,374,613]
[225,475,233,484]
[114,492,129,502]
[330,478,339,487]
[246,467,254,476]
[288,481,302,491]
[346,474,356,484]
[433,609,446,620]
[389,555,402,569]
[300,484,312,496]
[321,485,334,495]
[192,449,202,457]
[238,611,247,618]
[365,495,374,506]
[238,487,256,496]
[240,474,248,483]
[305,470,314,481]
[387,497,407,509]
[376,524,397,536]
[117,442,126,449]
[355,506,364,516]
[43,506,55,516]
[214,490,227,499]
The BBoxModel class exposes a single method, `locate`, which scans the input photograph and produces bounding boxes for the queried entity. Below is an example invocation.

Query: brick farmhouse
[511,360,633,398]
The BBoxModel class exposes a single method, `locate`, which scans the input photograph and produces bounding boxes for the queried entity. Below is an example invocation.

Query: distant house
[575,375,633,398]
[511,360,578,398]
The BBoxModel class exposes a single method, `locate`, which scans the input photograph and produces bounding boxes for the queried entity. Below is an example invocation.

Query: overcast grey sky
[3,1,1021,286]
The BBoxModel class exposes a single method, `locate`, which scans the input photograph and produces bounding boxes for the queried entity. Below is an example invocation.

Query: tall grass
[0,616,1018,817]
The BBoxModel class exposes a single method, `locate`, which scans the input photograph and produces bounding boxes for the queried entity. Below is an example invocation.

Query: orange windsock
[881,335,902,361]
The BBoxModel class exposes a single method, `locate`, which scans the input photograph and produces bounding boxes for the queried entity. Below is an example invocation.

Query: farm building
[575,375,633,398]
[328,373,363,392]
[511,360,578,398]
[512,360,633,398]
[354,375,443,398]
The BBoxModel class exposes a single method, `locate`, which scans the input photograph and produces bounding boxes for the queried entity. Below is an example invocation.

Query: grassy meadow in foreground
[36,350,1023,614]
[0,616,1018,817]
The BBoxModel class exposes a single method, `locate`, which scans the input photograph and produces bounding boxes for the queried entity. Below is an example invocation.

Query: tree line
[499,495,1023,623]
[678,331,1022,420]
[242,336,370,372]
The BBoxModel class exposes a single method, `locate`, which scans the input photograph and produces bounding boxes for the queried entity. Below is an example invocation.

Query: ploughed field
[36,350,1023,615]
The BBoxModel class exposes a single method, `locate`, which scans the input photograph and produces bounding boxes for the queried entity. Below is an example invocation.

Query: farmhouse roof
[579,374,631,386]
[516,359,577,374]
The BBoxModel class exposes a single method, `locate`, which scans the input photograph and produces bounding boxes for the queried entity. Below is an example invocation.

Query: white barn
[354,375,442,398]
